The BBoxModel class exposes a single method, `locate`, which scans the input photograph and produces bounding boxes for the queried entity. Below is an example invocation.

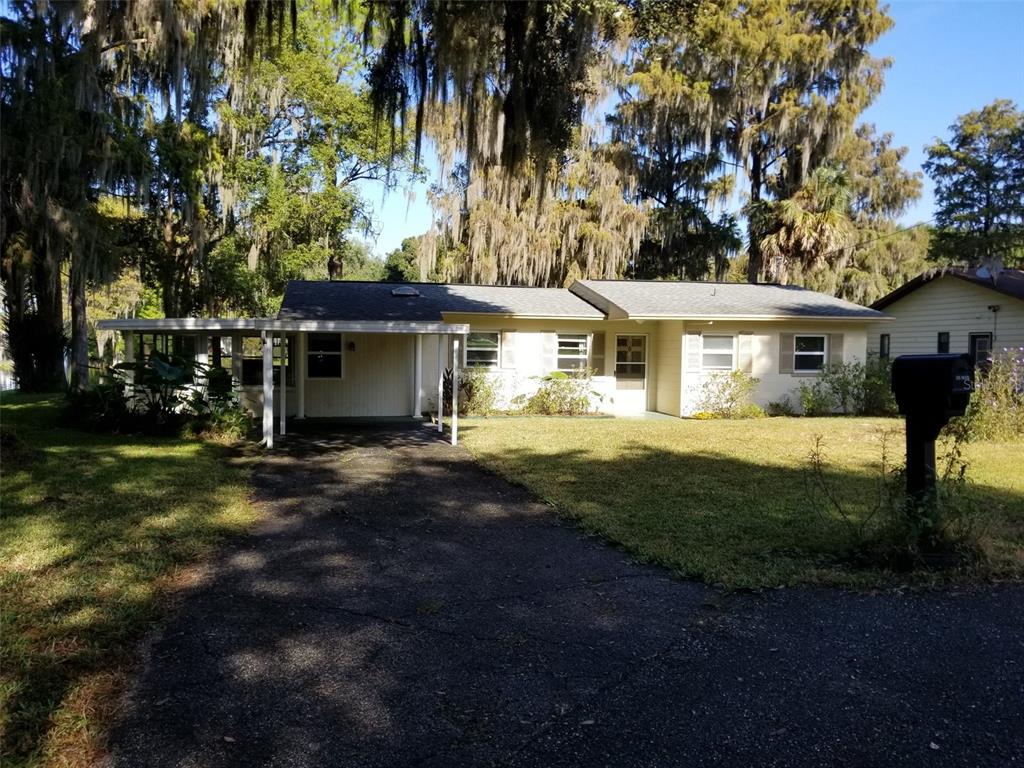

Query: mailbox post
[890,354,974,505]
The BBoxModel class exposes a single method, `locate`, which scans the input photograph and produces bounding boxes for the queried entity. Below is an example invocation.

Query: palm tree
[758,167,856,288]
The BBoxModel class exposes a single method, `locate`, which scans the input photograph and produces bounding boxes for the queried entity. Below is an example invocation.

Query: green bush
[519,369,599,415]
[797,379,838,416]
[694,370,761,418]
[947,349,1024,441]
[66,354,252,439]
[460,367,500,416]
[861,357,898,416]
[766,397,796,416]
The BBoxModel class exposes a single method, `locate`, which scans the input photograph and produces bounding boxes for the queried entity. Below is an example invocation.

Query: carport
[96,317,471,447]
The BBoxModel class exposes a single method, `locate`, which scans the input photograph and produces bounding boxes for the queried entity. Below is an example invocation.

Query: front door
[969,332,993,368]
[614,334,648,413]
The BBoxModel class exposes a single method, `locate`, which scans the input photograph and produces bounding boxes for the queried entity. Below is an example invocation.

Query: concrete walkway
[110,426,1024,767]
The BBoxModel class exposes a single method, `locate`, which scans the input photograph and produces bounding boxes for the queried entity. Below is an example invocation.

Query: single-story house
[868,267,1024,364]
[97,279,887,446]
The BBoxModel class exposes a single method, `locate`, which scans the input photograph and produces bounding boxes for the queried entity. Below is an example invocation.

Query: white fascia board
[441,311,605,321]
[623,314,891,322]
[96,318,471,334]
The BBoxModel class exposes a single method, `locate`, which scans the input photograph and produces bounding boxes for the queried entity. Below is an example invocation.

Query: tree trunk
[69,249,89,391]
[32,247,68,390]
[746,149,764,284]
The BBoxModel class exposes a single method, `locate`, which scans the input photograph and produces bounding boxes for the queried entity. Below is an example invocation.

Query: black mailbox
[890,354,974,503]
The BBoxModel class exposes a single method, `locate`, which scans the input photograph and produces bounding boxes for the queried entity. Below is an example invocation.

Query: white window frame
[306,333,344,380]
[556,333,589,372]
[701,334,736,371]
[465,331,500,369]
[794,334,828,372]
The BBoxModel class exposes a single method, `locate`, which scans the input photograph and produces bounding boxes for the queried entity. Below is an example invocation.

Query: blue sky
[358,1,1024,257]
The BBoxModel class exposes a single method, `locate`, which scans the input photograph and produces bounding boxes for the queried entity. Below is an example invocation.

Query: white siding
[867,276,1024,358]
[305,333,415,417]
[679,321,869,415]
[443,316,658,414]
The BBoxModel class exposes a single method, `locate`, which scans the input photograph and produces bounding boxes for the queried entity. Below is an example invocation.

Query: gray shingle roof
[278,281,606,321]
[571,280,886,320]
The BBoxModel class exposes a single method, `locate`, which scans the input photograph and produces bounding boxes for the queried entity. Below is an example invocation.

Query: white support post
[414,335,423,418]
[437,335,444,432]
[279,333,287,436]
[262,330,274,448]
[231,332,242,391]
[296,331,306,419]
[451,335,460,446]
[196,332,209,398]
[124,330,135,382]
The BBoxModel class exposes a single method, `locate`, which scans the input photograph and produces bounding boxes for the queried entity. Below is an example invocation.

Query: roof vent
[391,286,421,297]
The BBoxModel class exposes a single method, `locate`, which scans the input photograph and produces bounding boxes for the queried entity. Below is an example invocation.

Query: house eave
[621,313,891,322]
[95,318,472,335]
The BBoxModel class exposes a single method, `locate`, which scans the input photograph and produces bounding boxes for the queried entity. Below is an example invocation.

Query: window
[969,333,992,367]
[794,335,827,371]
[133,333,197,361]
[937,332,950,353]
[701,335,735,370]
[307,333,342,379]
[879,333,890,362]
[615,335,647,385]
[241,336,295,386]
[466,332,499,368]
[557,334,589,371]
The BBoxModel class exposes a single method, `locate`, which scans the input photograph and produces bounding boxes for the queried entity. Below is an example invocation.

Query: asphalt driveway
[110,426,1024,767]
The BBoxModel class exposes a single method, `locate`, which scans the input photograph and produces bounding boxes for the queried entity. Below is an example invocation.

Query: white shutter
[541,332,557,373]
[589,331,606,375]
[738,332,753,373]
[685,332,702,371]
[828,333,844,367]
[501,330,516,369]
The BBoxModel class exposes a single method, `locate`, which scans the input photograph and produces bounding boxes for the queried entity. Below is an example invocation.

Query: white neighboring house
[96,279,887,446]
[868,267,1024,365]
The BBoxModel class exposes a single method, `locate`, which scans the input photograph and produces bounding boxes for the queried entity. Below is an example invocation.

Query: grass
[459,415,1024,589]
[1,393,258,767]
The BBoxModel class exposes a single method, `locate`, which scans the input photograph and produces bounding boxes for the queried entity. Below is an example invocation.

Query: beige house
[868,268,1024,364]
[97,279,886,446]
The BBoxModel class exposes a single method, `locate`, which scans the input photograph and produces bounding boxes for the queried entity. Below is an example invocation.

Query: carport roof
[278,280,606,321]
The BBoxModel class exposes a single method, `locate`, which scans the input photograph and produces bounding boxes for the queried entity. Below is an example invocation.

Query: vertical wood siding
[306,333,415,417]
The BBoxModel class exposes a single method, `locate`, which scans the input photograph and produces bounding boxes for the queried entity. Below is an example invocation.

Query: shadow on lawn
[457,423,1024,583]
[104,423,1024,768]
[2,395,255,765]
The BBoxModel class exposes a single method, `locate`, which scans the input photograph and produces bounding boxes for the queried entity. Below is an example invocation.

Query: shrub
[460,367,500,416]
[766,397,796,417]
[67,354,252,439]
[694,370,761,418]
[819,362,865,414]
[797,379,837,416]
[442,367,498,416]
[791,359,897,417]
[947,348,1024,441]
[861,357,898,416]
[520,369,599,415]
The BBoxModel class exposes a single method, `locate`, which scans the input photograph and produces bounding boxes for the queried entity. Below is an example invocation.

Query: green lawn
[1,394,258,768]
[459,416,1024,588]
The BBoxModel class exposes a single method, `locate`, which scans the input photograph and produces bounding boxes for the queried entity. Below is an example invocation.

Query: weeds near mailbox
[805,427,984,571]
[946,349,1024,441]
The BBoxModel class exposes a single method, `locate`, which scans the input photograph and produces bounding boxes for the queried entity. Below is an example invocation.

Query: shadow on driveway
[110,426,1024,767]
